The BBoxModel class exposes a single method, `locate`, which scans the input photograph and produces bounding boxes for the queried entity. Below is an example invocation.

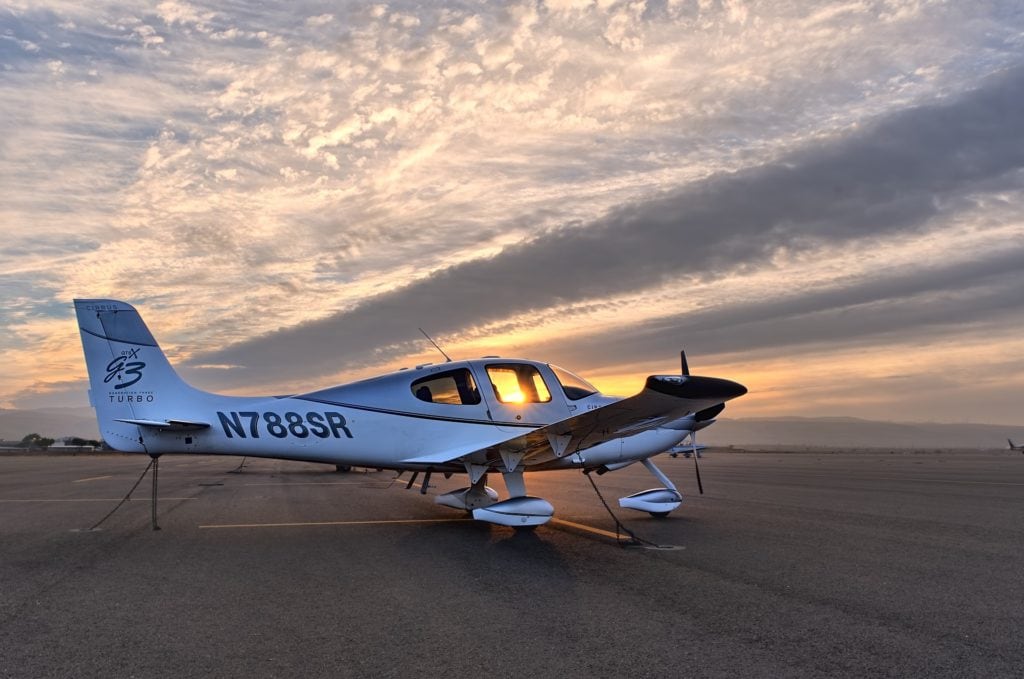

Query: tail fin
[75,299,201,452]
[1010,439,1017,450]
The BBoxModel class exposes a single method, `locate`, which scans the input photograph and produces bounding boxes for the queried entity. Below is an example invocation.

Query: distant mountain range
[701,416,1024,450]
[1,408,1021,450]
[0,407,100,443]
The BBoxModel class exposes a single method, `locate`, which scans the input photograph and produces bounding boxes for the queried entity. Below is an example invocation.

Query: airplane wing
[403,374,745,469]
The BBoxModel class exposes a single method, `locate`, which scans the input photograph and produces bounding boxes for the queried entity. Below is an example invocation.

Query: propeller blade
[680,350,690,377]
[691,433,704,494]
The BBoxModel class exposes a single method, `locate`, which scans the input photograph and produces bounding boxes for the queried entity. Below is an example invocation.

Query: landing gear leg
[150,454,161,531]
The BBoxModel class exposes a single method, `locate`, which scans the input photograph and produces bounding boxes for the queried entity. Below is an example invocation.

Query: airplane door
[475,362,570,433]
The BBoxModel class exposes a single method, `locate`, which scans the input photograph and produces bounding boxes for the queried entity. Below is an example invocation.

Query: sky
[1,0,1023,424]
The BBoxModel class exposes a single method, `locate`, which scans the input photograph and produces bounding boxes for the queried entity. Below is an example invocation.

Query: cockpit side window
[549,364,598,400]
[411,369,481,405]
[485,364,552,404]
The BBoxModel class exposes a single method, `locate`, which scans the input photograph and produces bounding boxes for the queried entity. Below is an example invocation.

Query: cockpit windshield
[549,364,598,400]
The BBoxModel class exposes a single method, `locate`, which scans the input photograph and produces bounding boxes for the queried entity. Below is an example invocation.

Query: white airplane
[666,405,721,458]
[668,438,707,458]
[75,299,746,528]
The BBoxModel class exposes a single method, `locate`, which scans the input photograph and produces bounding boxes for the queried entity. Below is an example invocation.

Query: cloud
[3,1,1024,422]
[525,246,1024,368]
[190,65,1024,386]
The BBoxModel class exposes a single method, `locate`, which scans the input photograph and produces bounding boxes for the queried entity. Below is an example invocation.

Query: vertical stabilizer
[74,299,199,452]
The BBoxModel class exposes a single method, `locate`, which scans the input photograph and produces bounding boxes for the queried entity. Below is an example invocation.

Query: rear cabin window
[411,369,481,405]
[486,364,552,404]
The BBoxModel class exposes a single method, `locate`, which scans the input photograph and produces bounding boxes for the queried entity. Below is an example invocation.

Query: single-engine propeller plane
[75,299,746,528]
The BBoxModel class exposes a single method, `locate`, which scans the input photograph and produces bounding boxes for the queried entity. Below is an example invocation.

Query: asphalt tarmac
[1,450,1022,678]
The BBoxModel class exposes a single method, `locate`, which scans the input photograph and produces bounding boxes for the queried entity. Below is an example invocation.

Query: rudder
[75,299,199,452]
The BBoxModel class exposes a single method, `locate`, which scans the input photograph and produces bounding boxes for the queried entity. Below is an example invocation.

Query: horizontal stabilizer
[114,418,211,431]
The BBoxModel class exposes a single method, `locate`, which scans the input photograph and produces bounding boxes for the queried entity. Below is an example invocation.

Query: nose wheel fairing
[617,457,684,517]
[618,487,683,515]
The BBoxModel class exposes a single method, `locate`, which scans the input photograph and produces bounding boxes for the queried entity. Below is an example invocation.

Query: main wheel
[335,464,352,473]
[649,511,671,518]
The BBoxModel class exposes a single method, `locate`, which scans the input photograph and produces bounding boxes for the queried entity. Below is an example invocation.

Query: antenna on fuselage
[418,328,452,363]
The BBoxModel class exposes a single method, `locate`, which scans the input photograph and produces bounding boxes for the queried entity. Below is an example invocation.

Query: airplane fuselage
[94,355,696,471]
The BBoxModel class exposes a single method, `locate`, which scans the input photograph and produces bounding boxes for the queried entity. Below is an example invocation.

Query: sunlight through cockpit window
[486,364,551,404]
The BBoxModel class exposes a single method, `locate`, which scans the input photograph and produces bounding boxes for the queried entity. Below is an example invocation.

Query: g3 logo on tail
[105,348,146,389]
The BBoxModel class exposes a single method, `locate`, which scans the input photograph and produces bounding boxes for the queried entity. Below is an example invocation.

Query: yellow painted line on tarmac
[72,475,112,483]
[0,497,196,503]
[549,518,622,540]
[199,517,474,529]
[242,481,391,486]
